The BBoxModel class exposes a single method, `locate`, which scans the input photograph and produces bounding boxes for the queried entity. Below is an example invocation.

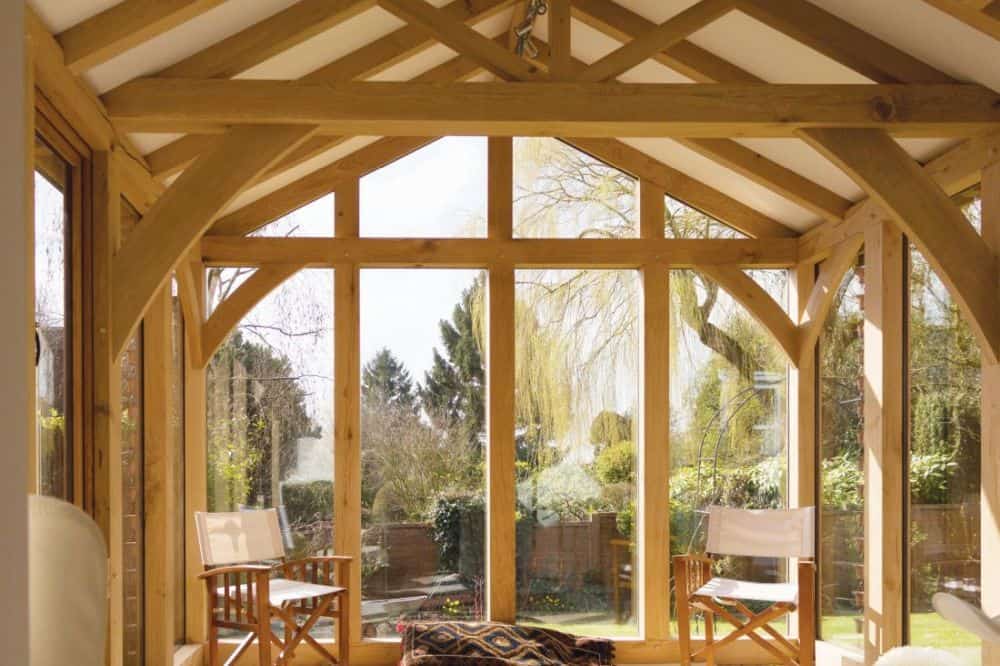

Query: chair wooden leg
[338,589,351,665]
[208,623,219,666]
[256,572,273,666]
[704,610,716,666]
[798,561,816,666]
[674,556,693,666]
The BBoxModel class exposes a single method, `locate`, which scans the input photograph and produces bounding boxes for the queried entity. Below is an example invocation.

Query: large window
[205,268,335,566]
[359,269,486,637]
[669,268,789,626]
[907,188,982,664]
[513,268,640,637]
[34,135,73,499]
[818,254,865,651]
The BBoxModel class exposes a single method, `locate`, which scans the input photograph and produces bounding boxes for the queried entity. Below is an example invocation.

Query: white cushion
[875,646,963,666]
[932,592,1000,643]
[29,495,107,666]
[694,577,799,605]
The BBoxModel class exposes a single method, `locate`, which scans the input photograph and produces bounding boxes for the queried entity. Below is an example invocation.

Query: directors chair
[195,509,351,665]
[675,506,816,666]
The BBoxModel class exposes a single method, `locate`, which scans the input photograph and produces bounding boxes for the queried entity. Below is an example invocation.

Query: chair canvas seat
[218,577,345,606]
[694,577,799,605]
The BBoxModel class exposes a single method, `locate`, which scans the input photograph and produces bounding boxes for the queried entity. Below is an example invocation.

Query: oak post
[788,261,816,641]
[981,160,1000,666]
[184,260,208,645]
[93,149,124,666]
[863,220,905,661]
[334,178,362,645]
[487,136,516,623]
[639,180,670,640]
[143,286,175,661]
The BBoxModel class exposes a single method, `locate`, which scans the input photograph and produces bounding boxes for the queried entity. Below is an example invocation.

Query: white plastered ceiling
[29,0,1000,234]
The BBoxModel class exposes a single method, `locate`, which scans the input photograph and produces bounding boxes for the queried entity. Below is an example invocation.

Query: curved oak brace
[199,263,305,367]
[800,127,1000,364]
[110,124,318,357]
[797,233,865,366]
[695,263,799,365]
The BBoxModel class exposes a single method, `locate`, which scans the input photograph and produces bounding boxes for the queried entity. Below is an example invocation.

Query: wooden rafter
[57,0,228,74]
[733,0,955,83]
[578,0,736,82]
[376,0,545,80]
[570,0,762,83]
[143,0,516,179]
[208,33,797,241]
[920,0,1000,40]
[547,0,573,80]
[199,263,305,366]
[156,0,377,80]
[695,264,799,363]
[110,125,318,355]
[28,9,149,168]
[800,127,1000,364]
[200,236,799,268]
[799,130,1000,263]
[103,80,1000,137]
[796,233,865,365]
[676,139,852,224]
[566,0,853,225]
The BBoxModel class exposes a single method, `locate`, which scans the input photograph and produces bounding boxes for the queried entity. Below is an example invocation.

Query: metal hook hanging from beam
[514,0,548,58]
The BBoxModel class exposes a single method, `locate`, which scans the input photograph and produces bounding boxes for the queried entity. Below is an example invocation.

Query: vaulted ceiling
[29,0,1000,235]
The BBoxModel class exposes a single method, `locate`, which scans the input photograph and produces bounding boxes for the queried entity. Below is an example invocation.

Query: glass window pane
[908,187,982,663]
[250,193,334,237]
[121,329,144,666]
[669,269,789,634]
[514,268,640,638]
[34,136,72,499]
[515,139,638,239]
[663,196,747,239]
[206,268,334,638]
[361,138,487,237]
[360,269,486,637]
[819,254,865,652]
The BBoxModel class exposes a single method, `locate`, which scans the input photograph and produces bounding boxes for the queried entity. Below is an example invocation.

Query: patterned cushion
[400,622,615,666]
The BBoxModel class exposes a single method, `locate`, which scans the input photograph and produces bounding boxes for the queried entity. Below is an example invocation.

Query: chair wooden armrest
[674,554,713,598]
[281,554,352,587]
[198,564,274,580]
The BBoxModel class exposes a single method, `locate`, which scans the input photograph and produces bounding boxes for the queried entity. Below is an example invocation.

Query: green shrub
[431,494,485,579]
[594,440,635,485]
[282,480,333,527]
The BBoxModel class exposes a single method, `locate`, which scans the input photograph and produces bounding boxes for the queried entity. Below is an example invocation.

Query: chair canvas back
[705,505,815,559]
[195,509,286,566]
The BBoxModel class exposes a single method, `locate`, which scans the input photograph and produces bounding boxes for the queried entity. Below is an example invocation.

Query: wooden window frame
[193,141,806,665]
[32,91,88,509]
